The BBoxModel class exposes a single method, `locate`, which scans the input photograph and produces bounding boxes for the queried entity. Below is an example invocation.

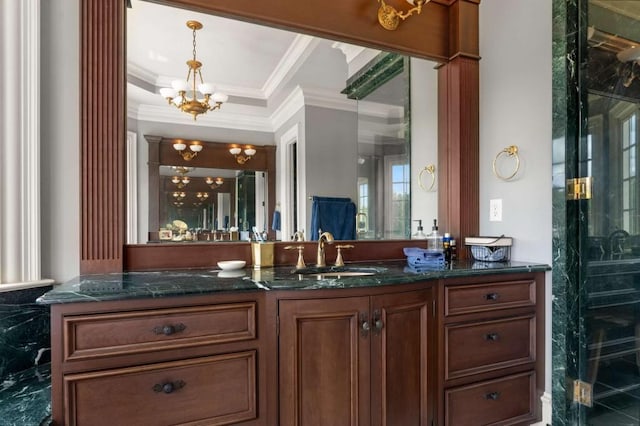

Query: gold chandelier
[159,21,228,120]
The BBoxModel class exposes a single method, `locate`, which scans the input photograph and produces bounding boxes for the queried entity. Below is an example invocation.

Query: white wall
[410,57,439,234]
[40,0,80,283]
[479,0,553,419]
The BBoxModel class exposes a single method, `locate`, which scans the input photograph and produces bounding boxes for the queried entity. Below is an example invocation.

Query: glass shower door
[579,2,640,424]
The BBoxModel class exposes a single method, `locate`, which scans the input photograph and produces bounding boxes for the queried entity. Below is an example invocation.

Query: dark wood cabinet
[278,287,434,426]
[438,273,545,426]
[50,293,266,426]
[49,271,544,426]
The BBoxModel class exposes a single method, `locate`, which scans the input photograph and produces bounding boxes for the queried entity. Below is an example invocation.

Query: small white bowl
[218,270,246,278]
[217,260,246,271]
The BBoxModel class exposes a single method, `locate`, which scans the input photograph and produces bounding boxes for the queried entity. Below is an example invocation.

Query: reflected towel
[310,196,356,240]
[272,210,281,231]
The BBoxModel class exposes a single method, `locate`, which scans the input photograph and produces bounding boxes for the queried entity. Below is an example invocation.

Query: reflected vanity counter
[38,260,549,426]
[37,260,549,304]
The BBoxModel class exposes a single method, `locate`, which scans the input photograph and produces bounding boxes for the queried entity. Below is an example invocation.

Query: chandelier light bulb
[244,147,257,157]
[215,177,224,185]
[189,142,203,152]
[171,79,189,92]
[205,176,214,185]
[172,176,180,184]
[212,93,229,103]
[198,83,213,95]
[173,141,187,151]
[229,146,242,155]
[160,87,177,99]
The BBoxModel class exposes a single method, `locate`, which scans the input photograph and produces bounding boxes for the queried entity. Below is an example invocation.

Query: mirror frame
[80,0,480,273]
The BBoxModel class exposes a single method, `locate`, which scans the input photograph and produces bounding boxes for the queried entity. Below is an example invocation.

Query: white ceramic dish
[218,270,246,278]
[217,260,246,271]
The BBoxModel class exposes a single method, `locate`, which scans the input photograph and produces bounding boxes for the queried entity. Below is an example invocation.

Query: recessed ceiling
[127,0,297,93]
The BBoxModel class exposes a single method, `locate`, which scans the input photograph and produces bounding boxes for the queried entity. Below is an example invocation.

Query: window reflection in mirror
[126,0,438,243]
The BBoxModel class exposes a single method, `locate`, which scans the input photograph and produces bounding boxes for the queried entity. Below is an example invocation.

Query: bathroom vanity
[39,261,547,426]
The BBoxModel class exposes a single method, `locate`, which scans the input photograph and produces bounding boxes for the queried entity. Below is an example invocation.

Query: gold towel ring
[418,164,436,192]
[492,145,520,181]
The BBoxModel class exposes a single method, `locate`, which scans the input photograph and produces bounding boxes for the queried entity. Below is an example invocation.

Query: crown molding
[127,61,159,86]
[133,104,273,133]
[262,35,319,98]
[270,86,305,131]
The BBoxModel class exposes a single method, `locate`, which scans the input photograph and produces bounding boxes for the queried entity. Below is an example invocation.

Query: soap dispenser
[427,219,443,251]
[412,220,427,240]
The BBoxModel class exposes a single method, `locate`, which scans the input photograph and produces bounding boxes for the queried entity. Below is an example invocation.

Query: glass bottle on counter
[427,219,443,251]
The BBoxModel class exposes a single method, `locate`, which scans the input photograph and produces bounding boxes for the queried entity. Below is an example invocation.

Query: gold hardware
[229,144,257,164]
[173,140,203,161]
[418,164,436,192]
[566,177,593,200]
[377,0,430,31]
[285,245,306,270]
[573,379,593,407]
[492,145,521,181]
[316,231,335,267]
[292,231,305,242]
[334,244,354,267]
[159,21,228,120]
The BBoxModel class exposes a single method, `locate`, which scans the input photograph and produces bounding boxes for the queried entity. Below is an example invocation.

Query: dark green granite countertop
[37,260,550,305]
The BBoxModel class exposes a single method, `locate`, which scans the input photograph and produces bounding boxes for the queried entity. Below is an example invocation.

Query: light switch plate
[489,199,502,222]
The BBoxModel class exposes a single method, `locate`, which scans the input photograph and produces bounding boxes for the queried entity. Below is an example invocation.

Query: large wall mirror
[126,0,439,244]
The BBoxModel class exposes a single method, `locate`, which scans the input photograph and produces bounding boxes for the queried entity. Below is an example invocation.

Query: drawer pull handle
[485,333,499,341]
[485,293,500,301]
[153,380,186,394]
[153,323,186,336]
[485,391,500,400]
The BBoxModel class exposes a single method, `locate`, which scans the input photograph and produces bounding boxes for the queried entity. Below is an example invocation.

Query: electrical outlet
[489,199,502,222]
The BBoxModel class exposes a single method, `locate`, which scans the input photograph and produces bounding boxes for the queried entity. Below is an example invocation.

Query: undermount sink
[292,266,382,279]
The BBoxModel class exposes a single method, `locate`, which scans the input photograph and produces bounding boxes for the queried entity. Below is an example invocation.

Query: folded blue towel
[404,264,444,274]
[404,247,445,269]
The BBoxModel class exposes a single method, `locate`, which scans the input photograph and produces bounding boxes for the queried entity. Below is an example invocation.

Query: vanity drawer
[446,314,534,380]
[64,351,257,426]
[64,302,256,361]
[445,371,536,426]
[445,280,535,316]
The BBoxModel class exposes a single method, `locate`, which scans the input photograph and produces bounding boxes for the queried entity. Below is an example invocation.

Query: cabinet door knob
[485,391,500,400]
[485,332,499,341]
[360,312,370,337]
[485,293,499,301]
[153,380,186,394]
[153,323,186,336]
[372,309,384,334]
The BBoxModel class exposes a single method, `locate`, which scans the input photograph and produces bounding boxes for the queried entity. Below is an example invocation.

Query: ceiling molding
[270,86,305,131]
[133,104,273,133]
[332,42,367,63]
[262,35,320,98]
[127,61,159,86]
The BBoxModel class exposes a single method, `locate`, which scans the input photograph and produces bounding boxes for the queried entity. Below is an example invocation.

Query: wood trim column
[437,0,480,256]
[80,0,125,273]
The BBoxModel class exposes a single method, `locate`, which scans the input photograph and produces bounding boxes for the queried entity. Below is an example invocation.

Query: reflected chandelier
[159,20,228,120]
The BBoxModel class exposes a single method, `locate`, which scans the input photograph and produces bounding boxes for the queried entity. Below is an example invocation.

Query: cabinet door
[371,289,433,426]
[279,297,371,426]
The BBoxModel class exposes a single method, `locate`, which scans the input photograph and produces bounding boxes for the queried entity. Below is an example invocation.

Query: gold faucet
[316,231,334,267]
[292,230,305,242]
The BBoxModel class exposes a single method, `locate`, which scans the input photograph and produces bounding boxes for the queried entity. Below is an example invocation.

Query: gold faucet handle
[334,244,355,267]
[284,245,306,270]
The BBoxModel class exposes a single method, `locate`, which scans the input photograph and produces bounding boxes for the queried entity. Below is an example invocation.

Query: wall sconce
[196,192,209,200]
[229,144,256,164]
[173,140,203,161]
[205,176,224,187]
[172,191,186,201]
[171,175,190,189]
[377,0,430,31]
[174,201,184,207]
